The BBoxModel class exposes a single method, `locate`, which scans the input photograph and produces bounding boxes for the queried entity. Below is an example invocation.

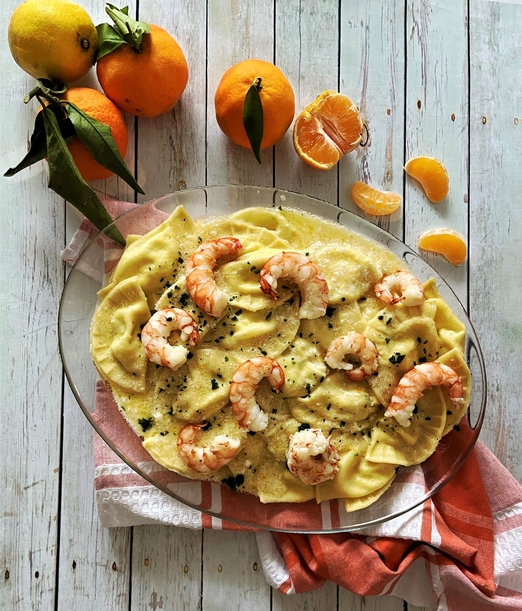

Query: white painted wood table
[2,1,521,609]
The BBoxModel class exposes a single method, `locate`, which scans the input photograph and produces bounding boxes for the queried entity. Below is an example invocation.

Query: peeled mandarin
[404,156,449,203]
[351,181,402,216]
[293,91,365,170]
[417,228,467,266]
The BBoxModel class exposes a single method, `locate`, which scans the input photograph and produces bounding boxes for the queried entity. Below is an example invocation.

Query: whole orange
[214,59,295,150]
[60,87,128,181]
[96,24,189,118]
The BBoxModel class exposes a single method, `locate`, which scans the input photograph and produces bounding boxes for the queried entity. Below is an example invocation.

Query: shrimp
[141,308,200,370]
[259,251,329,319]
[374,271,425,307]
[286,428,340,486]
[230,357,285,432]
[385,361,464,427]
[186,237,243,318]
[324,331,379,381]
[177,423,242,473]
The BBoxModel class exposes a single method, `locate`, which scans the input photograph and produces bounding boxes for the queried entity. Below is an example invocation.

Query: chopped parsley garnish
[138,418,153,432]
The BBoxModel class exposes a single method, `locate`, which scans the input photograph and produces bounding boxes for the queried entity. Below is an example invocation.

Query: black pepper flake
[325,306,336,318]
[297,423,310,432]
[211,379,219,390]
[386,317,392,325]
[454,424,461,432]
[425,416,431,421]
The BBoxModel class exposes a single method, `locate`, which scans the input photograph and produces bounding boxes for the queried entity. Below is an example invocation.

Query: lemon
[8,0,98,84]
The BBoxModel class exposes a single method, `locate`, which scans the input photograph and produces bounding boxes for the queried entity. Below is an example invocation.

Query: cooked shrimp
[177,423,242,473]
[230,357,285,432]
[141,308,200,370]
[286,428,340,486]
[385,361,464,427]
[374,271,425,307]
[259,251,329,319]
[186,237,243,318]
[324,332,379,381]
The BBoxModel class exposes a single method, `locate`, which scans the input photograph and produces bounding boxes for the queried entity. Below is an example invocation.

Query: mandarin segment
[293,91,364,170]
[418,228,467,266]
[351,181,402,216]
[404,156,449,203]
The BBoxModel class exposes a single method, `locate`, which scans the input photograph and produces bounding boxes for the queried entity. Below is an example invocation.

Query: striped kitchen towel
[63,196,522,611]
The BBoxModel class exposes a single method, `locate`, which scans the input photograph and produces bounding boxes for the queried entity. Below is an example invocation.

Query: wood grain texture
[1,1,521,610]
[131,525,203,610]
[339,0,406,240]
[202,530,271,610]
[404,0,469,305]
[275,0,340,203]
[1,0,64,606]
[469,0,522,481]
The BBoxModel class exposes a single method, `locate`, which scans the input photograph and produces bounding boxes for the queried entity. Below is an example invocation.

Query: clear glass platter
[58,184,486,533]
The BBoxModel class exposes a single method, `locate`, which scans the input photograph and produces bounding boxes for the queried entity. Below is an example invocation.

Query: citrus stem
[252,77,263,91]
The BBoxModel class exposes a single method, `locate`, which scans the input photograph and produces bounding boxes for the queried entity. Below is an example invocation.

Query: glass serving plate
[58,184,486,533]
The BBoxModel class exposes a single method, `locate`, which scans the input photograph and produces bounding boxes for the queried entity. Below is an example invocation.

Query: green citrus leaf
[64,101,144,194]
[105,3,150,51]
[4,104,74,177]
[95,23,125,62]
[42,106,125,245]
[243,78,264,164]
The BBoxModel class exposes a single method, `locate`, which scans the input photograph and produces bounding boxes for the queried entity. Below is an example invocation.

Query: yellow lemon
[8,0,98,84]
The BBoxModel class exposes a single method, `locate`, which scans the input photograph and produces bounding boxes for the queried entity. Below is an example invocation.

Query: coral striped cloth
[63,197,522,610]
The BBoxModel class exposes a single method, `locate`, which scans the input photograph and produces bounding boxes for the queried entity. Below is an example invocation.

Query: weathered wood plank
[275,0,340,204]
[339,0,406,239]
[404,0,469,305]
[272,581,338,611]
[1,2,64,607]
[131,525,203,610]
[201,530,270,611]
[469,0,522,481]
[340,590,406,610]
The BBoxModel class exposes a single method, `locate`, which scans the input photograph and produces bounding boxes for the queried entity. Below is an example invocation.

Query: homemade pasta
[90,205,471,510]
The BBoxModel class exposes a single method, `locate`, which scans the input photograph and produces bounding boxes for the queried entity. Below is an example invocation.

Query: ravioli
[90,205,471,510]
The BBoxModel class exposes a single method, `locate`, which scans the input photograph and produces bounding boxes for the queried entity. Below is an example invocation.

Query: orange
[404,156,449,203]
[293,91,364,170]
[418,228,467,266]
[351,181,402,216]
[59,87,128,181]
[214,59,295,150]
[96,24,188,118]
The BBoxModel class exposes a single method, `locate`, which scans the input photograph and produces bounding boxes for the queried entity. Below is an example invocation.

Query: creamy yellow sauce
[90,206,471,510]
